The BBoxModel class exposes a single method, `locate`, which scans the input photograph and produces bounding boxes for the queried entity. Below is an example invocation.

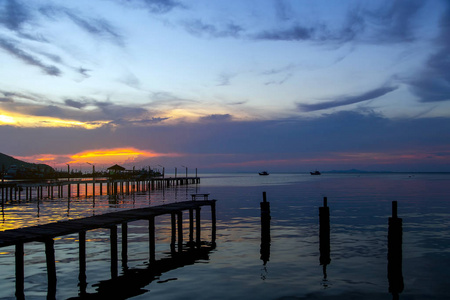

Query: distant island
[0,152,54,179]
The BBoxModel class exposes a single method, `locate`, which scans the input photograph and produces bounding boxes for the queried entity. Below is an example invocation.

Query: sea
[0,172,449,299]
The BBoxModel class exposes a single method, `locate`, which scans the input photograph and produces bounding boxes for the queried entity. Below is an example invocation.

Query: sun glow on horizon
[15,148,183,169]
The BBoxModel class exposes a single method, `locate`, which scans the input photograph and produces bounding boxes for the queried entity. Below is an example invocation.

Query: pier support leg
[110,225,118,279]
[15,243,25,300]
[196,207,201,248]
[149,217,155,263]
[45,238,57,298]
[79,231,87,296]
[211,202,216,247]
[171,213,176,253]
[189,208,194,247]
[177,211,183,252]
[122,223,128,270]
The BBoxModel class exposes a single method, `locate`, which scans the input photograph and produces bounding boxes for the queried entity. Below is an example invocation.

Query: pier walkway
[0,199,216,299]
[1,176,200,202]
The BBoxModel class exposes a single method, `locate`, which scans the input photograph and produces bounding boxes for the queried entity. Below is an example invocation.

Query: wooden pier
[0,199,216,299]
[1,176,200,202]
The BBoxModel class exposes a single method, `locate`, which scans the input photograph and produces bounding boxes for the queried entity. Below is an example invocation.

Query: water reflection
[70,246,215,299]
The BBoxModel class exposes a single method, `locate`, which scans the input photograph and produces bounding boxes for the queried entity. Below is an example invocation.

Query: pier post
[100,182,103,195]
[122,223,128,269]
[211,201,216,246]
[196,207,201,248]
[15,242,25,299]
[189,208,194,246]
[388,201,404,298]
[319,197,331,279]
[79,230,87,295]
[68,184,71,198]
[149,217,156,262]
[171,213,176,253]
[260,192,271,266]
[177,211,183,252]
[45,238,57,298]
[110,225,118,279]
[77,183,80,197]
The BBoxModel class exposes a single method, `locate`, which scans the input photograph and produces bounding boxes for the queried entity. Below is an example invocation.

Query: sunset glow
[0,111,109,129]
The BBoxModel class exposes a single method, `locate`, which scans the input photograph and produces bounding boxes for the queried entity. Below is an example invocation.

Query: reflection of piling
[319,197,331,278]
[388,201,404,299]
[260,192,271,266]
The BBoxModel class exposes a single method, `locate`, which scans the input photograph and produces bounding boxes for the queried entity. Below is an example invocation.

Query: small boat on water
[259,171,269,176]
[310,170,321,175]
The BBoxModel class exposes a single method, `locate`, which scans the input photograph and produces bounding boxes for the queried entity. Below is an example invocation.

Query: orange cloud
[67,147,182,165]
[15,148,182,169]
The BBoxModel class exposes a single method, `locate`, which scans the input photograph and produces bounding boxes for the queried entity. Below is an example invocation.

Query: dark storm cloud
[297,86,398,112]
[409,5,450,103]
[0,36,61,76]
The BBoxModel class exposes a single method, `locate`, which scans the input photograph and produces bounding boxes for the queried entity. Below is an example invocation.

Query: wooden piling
[122,222,128,269]
[260,192,271,265]
[196,207,201,248]
[177,211,183,252]
[171,213,176,253]
[15,243,25,299]
[319,197,331,278]
[149,217,156,262]
[79,230,87,295]
[110,225,118,279]
[388,201,404,298]
[45,238,57,297]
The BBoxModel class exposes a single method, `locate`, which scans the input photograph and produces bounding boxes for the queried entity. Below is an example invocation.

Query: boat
[259,171,269,176]
[310,170,321,175]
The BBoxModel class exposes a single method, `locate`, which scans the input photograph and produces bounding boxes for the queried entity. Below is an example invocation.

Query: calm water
[1,173,449,299]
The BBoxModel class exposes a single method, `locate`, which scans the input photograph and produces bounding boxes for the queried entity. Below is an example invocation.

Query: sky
[1,0,450,173]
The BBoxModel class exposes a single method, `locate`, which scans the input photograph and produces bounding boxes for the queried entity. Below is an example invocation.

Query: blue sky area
[1,0,449,172]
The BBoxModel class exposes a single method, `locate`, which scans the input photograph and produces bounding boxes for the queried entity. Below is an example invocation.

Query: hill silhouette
[0,152,53,173]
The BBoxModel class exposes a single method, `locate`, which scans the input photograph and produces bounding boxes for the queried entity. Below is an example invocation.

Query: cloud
[409,5,450,102]
[65,99,88,109]
[254,24,315,41]
[38,5,124,46]
[0,0,31,31]
[184,19,243,38]
[2,110,450,171]
[113,0,183,14]
[297,85,398,112]
[199,114,232,123]
[0,36,61,75]
[217,72,237,86]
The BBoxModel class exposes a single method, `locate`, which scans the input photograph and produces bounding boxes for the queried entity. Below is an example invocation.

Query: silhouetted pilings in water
[0,200,216,298]
[388,201,404,300]
[319,197,331,281]
[260,192,271,267]
[0,176,201,203]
